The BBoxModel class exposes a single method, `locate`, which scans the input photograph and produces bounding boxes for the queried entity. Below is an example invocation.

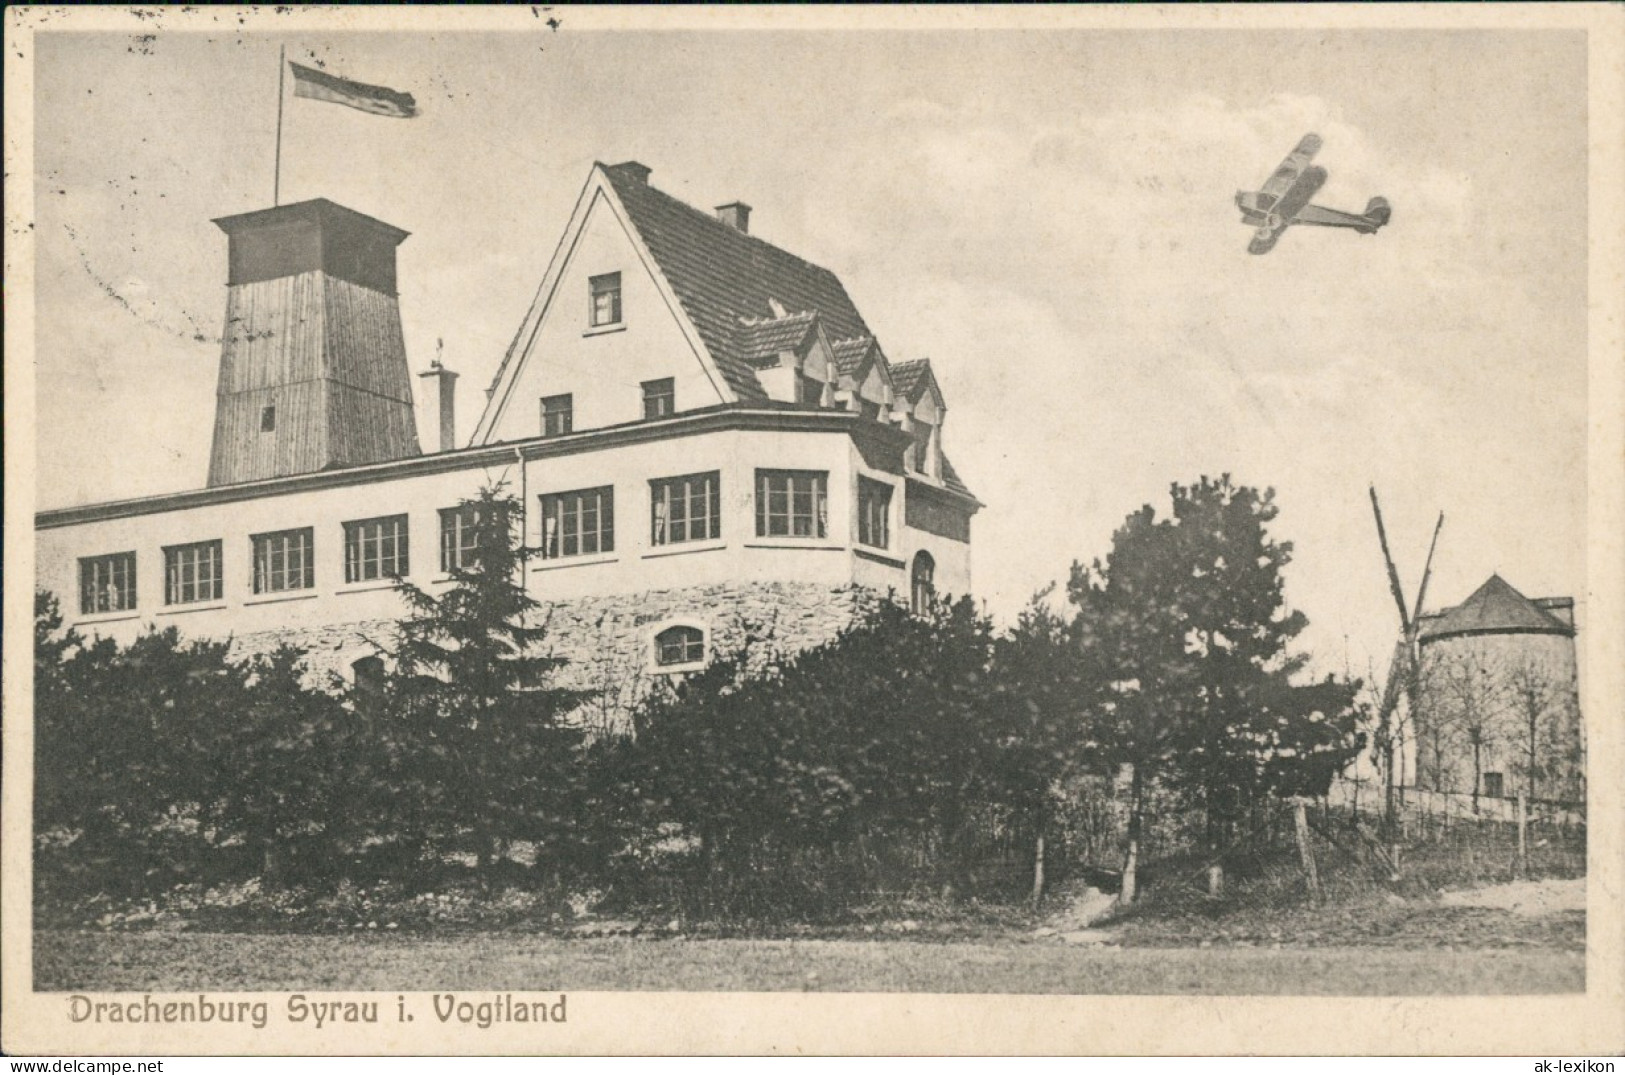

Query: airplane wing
[1290,203,1373,229]
[1290,197,1391,233]
[1247,224,1286,256]
[1258,133,1323,203]
[1246,165,1328,255]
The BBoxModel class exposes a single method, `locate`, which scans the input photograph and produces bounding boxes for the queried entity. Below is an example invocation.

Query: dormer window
[589,272,622,327]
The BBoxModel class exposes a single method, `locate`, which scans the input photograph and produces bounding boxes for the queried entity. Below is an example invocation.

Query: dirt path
[34,930,1582,995]
[1439,877,1586,915]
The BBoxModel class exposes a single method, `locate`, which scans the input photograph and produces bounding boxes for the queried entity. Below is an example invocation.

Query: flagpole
[274,45,286,206]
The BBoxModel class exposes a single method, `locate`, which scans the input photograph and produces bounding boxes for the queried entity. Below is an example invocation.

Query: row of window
[544,375,926,464]
[540,471,894,557]
[581,273,933,476]
[75,472,901,616]
[78,512,423,615]
[541,378,676,438]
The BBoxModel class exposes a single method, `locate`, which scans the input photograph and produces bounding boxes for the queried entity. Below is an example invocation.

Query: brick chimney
[207,199,420,485]
[715,201,752,234]
[609,161,652,185]
[418,351,459,453]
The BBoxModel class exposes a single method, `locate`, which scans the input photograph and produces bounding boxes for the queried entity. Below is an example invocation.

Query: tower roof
[1418,574,1574,642]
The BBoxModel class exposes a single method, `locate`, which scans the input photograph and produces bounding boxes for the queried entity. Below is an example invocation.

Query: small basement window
[654,624,705,668]
[352,655,386,695]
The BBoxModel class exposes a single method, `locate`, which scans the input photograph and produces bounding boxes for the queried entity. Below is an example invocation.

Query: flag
[289,61,418,119]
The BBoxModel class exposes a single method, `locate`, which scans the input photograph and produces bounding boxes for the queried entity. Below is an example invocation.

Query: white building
[36,161,980,718]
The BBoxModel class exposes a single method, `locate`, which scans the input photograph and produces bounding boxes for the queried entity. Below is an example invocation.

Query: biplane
[1236,133,1391,255]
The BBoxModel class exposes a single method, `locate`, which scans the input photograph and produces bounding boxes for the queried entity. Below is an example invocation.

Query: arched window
[911,551,936,614]
[352,654,385,695]
[655,624,705,668]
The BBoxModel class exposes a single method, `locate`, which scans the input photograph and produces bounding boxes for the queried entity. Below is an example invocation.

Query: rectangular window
[439,505,480,573]
[344,515,410,583]
[1483,772,1505,799]
[252,527,315,594]
[858,477,892,549]
[540,485,615,559]
[164,540,224,605]
[756,469,828,539]
[590,271,622,327]
[260,404,276,432]
[651,471,721,546]
[642,377,675,420]
[541,393,573,437]
[79,552,137,614]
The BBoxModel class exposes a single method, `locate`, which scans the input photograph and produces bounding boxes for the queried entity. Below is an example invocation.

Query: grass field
[34,930,1582,995]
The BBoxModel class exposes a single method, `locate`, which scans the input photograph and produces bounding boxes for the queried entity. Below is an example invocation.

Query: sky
[24,11,1592,687]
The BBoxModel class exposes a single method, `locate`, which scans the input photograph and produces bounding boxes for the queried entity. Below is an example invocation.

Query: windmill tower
[1369,486,1444,834]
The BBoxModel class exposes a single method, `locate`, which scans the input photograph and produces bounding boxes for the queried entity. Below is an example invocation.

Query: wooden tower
[207,199,421,486]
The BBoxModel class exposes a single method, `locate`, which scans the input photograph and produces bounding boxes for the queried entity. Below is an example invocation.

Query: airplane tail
[1364,196,1392,228]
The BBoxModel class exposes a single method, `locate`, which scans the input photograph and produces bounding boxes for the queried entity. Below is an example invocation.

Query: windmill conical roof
[1417,574,1572,641]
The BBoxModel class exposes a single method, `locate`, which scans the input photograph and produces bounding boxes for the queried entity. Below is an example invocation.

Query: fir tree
[1069,476,1365,901]
[386,486,591,878]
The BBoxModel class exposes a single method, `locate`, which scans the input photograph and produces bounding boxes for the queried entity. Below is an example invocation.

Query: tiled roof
[831,336,879,377]
[940,454,973,498]
[737,311,819,368]
[1418,574,1574,641]
[890,358,934,402]
[602,162,873,403]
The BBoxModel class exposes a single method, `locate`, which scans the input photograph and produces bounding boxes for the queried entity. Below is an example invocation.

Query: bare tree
[1504,657,1568,806]
[1419,645,1509,808]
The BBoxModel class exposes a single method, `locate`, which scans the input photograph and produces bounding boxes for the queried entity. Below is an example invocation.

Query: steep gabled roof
[832,336,880,377]
[1418,574,1574,642]
[737,310,820,368]
[890,358,945,408]
[601,162,873,403]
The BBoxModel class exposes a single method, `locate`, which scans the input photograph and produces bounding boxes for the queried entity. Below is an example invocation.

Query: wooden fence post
[1293,798,1322,907]
[1031,832,1046,911]
[1517,792,1529,878]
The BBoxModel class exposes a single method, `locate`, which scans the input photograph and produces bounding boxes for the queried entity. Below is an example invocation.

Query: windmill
[1369,486,1444,837]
